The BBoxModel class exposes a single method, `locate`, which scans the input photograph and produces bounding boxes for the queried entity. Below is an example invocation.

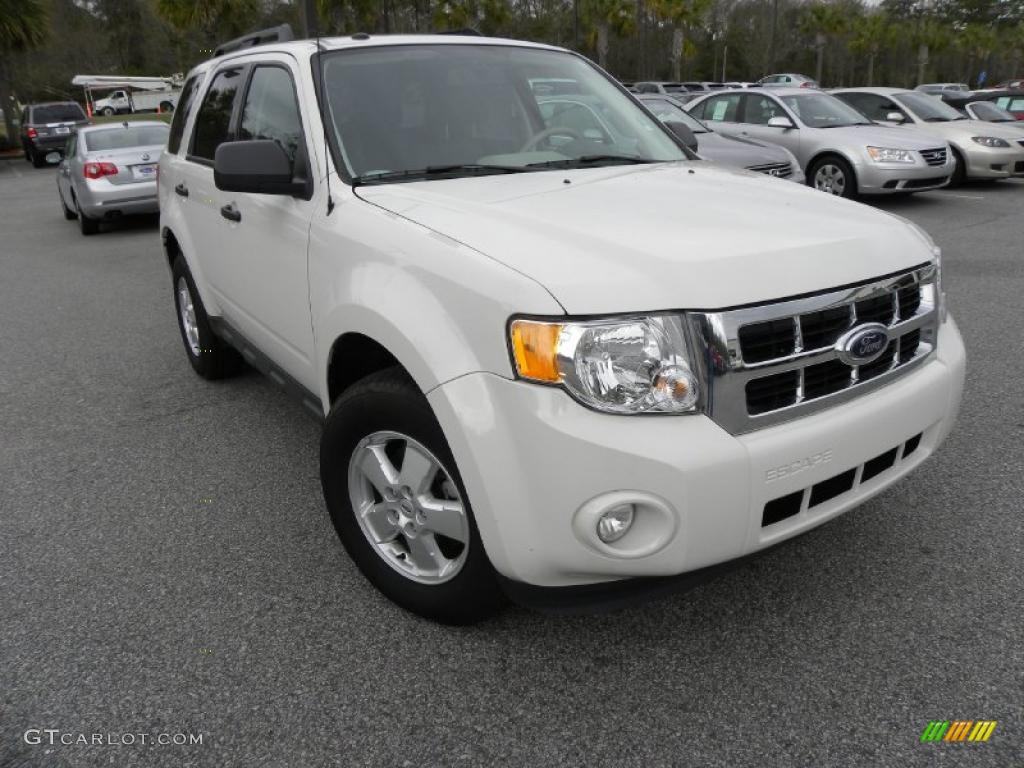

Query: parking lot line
[930,191,985,200]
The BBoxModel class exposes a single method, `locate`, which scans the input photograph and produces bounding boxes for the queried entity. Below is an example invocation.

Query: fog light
[597,504,635,543]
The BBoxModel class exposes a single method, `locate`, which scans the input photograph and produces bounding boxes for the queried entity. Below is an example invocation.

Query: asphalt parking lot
[1,158,1021,768]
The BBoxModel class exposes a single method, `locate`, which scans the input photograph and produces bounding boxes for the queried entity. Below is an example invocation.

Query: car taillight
[27,127,37,138]
[800,81,813,88]
[83,162,118,179]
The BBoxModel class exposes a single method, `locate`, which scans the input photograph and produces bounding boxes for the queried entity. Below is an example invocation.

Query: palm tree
[800,2,847,85]
[584,0,634,69]
[155,0,261,36]
[849,12,895,86]
[0,0,48,147]
[652,0,712,81]
[906,19,951,86]
[957,23,997,87]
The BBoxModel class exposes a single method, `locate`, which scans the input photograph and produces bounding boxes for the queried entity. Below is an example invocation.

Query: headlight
[866,146,916,163]
[510,316,701,414]
[971,136,1010,148]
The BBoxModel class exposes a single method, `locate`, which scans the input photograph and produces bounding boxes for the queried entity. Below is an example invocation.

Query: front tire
[808,155,857,199]
[170,255,242,379]
[950,148,966,186]
[320,368,503,624]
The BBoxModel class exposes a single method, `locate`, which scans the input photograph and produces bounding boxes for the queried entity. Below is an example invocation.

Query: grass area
[90,112,172,125]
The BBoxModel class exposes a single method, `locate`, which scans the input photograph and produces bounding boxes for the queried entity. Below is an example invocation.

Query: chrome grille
[746,162,792,178]
[919,148,947,166]
[688,265,939,434]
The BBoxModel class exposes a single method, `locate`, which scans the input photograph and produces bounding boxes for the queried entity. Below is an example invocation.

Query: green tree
[957,22,997,85]
[652,0,713,81]
[0,0,49,146]
[849,11,896,85]
[905,17,952,84]
[584,0,634,69]
[800,2,847,84]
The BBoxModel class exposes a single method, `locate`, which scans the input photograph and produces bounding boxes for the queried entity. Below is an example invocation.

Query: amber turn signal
[510,320,563,383]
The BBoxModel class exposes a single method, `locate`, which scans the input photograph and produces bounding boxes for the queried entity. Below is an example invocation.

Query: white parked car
[159,31,966,623]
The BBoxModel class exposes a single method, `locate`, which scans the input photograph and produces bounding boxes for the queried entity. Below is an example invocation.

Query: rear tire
[76,196,100,235]
[807,155,857,199]
[320,368,504,625]
[101,107,115,117]
[171,255,242,379]
[31,151,46,169]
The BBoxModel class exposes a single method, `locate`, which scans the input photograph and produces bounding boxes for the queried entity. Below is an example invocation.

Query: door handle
[174,182,188,197]
[220,203,241,222]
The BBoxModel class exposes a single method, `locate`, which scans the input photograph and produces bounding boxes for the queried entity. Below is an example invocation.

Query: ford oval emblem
[836,323,890,366]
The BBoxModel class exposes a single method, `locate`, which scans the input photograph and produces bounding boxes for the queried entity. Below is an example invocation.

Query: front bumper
[962,143,1024,179]
[76,178,158,218]
[854,158,953,194]
[428,317,965,589]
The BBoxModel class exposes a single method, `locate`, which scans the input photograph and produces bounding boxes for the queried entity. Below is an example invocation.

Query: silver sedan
[685,88,954,198]
[55,121,168,235]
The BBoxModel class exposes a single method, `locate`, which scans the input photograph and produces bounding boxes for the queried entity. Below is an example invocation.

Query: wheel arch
[806,150,859,194]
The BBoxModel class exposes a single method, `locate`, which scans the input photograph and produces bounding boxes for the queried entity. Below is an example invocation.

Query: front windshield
[780,93,871,128]
[641,98,709,133]
[969,101,1015,122]
[896,91,966,121]
[321,44,687,182]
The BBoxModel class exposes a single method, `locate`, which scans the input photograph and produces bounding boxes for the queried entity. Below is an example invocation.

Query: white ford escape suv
[159,31,966,623]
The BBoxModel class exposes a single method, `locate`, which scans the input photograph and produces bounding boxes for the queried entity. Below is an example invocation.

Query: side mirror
[665,121,698,151]
[44,152,62,164]
[214,140,308,197]
[767,116,794,129]
[885,111,906,123]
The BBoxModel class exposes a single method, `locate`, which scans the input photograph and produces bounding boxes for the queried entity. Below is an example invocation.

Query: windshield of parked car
[640,98,709,133]
[32,104,86,123]
[967,101,1016,122]
[321,44,687,183]
[82,125,170,151]
[780,93,872,128]
[896,91,968,121]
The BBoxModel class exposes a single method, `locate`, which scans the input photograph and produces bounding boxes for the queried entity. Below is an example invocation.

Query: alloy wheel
[176,277,201,356]
[347,431,470,585]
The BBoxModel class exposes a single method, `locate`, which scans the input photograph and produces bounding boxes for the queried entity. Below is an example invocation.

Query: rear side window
[189,67,244,162]
[699,94,741,122]
[167,75,202,154]
[238,65,304,165]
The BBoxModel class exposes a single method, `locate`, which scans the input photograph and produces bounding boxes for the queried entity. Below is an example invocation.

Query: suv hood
[355,163,933,314]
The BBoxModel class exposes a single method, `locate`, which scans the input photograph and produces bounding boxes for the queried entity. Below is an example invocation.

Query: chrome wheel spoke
[404,533,450,575]
[398,444,438,495]
[418,497,468,543]
[361,501,400,544]
[359,443,400,496]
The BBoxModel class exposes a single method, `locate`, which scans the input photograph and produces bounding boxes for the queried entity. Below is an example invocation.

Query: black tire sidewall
[809,155,857,199]
[320,373,502,624]
[950,148,966,185]
[170,256,238,379]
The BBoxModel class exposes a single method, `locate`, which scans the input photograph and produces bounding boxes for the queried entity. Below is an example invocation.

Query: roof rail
[435,28,483,36]
[213,23,295,58]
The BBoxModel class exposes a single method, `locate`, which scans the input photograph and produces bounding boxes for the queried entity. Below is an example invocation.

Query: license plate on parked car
[132,164,157,180]
[55,126,70,134]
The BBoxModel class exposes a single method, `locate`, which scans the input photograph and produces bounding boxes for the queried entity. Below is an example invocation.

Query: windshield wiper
[352,164,537,185]
[525,154,657,169]
[922,117,951,122]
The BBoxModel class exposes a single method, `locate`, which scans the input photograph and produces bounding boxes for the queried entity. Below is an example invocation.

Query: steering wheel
[519,125,584,153]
